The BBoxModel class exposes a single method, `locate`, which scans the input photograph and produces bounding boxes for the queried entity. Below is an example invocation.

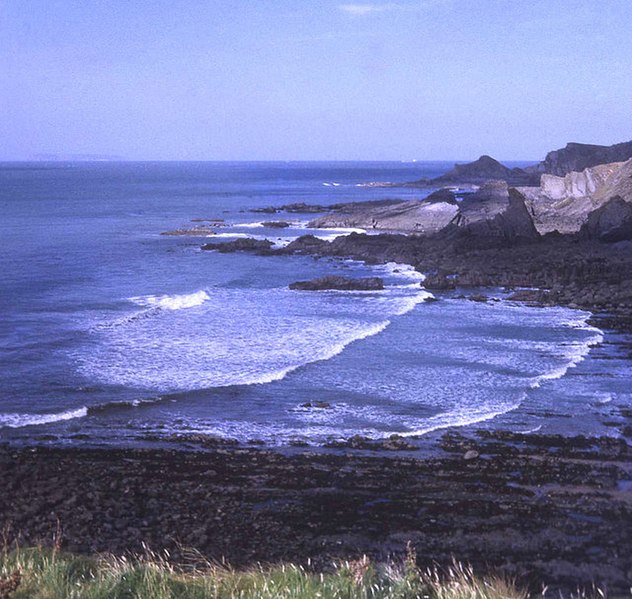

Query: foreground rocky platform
[1,434,631,593]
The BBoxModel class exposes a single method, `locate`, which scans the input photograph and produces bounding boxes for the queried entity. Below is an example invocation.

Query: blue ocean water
[1,161,630,447]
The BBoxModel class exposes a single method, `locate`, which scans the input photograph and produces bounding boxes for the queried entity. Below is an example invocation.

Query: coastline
[5,181,632,593]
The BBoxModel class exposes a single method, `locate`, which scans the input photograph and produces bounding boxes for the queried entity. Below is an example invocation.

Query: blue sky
[1,0,631,160]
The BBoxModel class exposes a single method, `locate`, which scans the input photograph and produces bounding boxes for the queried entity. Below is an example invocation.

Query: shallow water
[1,161,630,447]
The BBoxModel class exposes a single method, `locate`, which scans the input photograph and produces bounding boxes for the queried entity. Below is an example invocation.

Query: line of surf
[0,407,88,429]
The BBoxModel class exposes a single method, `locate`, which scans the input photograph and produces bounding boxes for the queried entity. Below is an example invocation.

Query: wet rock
[300,401,332,409]
[262,221,291,228]
[201,238,274,253]
[467,295,488,303]
[289,276,383,291]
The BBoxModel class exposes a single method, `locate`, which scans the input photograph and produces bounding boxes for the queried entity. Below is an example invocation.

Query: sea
[1,161,631,449]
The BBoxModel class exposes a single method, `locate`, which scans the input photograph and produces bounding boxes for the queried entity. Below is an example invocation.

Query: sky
[1,0,631,161]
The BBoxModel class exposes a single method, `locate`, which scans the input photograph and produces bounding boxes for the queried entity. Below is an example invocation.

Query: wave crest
[130,290,211,311]
[0,407,88,429]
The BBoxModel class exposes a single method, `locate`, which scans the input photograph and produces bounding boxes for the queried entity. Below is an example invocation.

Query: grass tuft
[0,542,616,599]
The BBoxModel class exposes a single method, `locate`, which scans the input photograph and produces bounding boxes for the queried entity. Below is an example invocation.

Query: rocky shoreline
[2,431,631,593]
[6,141,632,595]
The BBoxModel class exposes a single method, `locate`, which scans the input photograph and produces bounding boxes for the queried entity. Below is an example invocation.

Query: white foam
[595,393,613,405]
[78,283,396,392]
[530,324,603,389]
[319,227,366,235]
[521,424,543,434]
[209,232,252,239]
[390,290,434,315]
[236,222,264,228]
[130,290,210,311]
[0,407,88,428]
[397,397,524,438]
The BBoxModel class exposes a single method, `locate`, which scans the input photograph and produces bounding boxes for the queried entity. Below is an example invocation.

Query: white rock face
[540,162,623,200]
[518,159,632,235]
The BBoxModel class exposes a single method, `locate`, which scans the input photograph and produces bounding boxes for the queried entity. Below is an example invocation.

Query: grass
[0,541,614,599]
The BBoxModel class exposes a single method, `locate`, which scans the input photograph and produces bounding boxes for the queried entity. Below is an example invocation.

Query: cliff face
[530,140,632,177]
[517,158,632,236]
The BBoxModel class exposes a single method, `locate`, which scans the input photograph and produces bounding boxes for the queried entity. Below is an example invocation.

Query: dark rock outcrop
[284,235,331,254]
[428,155,537,185]
[529,140,632,177]
[201,238,274,253]
[289,275,384,291]
[262,221,291,228]
[581,196,632,242]
[441,181,540,246]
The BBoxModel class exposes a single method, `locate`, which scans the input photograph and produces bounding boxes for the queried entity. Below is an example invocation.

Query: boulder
[289,275,384,291]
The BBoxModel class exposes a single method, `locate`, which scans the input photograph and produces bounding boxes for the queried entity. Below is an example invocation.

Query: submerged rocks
[289,275,384,291]
[251,202,346,214]
[300,401,332,409]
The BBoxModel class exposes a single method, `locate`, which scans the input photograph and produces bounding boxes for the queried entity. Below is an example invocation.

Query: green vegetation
[0,541,603,599]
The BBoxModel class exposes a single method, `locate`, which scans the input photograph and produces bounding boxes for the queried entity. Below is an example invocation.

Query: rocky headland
[197,140,632,327]
[411,154,539,186]
[364,139,632,189]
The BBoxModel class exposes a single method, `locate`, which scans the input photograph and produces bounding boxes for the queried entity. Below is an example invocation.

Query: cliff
[529,140,632,177]
[517,158,632,236]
